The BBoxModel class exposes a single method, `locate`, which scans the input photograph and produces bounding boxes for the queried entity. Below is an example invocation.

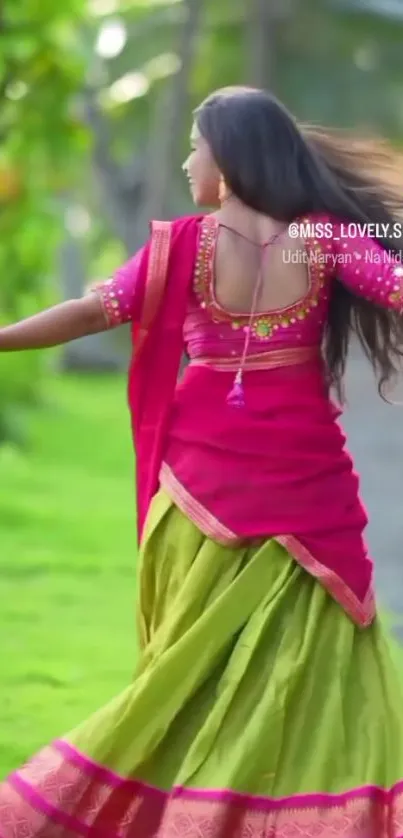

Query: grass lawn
[0,374,138,777]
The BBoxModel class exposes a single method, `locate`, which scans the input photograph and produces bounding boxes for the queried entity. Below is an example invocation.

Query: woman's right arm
[0,295,108,352]
[0,247,144,352]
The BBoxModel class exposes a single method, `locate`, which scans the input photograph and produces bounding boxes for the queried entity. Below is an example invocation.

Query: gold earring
[218,174,229,204]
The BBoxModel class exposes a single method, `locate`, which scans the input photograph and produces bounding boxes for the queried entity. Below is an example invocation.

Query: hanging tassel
[227,370,245,409]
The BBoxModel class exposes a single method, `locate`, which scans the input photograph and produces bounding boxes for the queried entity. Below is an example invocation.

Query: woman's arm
[0,246,145,352]
[0,295,108,352]
[330,219,403,312]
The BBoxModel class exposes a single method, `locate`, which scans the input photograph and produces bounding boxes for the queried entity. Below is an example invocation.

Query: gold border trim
[136,220,172,350]
[159,466,376,627]
[275,534,375,628]
[2,740,403,838]
[159,463,241,545]
[190,345,319,372]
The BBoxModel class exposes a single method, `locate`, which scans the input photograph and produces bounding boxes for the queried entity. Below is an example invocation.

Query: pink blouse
[93,214,403,359]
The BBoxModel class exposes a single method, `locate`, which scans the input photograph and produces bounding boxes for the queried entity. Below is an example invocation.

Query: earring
[218,174,229,204]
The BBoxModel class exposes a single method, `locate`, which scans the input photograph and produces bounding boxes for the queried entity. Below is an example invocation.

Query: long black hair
[195,86,403,400]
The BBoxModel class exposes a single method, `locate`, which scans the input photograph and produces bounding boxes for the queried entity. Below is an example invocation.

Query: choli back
[184,215,331,362]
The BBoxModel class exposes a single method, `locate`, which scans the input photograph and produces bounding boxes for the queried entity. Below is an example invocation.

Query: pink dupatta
[127,214,202,545]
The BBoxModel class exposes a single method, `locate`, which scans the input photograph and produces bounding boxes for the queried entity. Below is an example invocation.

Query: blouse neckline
[193,214,326,340]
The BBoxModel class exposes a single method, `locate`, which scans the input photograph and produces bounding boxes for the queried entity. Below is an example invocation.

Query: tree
[2,0,403,431]
[246,0,287,88]
[0,0,88,440]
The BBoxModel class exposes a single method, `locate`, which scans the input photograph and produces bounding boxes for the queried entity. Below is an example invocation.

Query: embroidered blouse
[92,215,403,357]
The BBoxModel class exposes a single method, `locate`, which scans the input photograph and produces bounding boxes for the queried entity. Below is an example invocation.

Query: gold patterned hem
[159,462,241,546]
[159,465,376,628]
[1,740,403,838]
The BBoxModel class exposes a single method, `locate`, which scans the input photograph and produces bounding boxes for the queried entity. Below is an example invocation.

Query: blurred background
[1,0,403,774]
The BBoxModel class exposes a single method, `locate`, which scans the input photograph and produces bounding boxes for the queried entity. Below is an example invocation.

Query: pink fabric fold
[127,215,202,543]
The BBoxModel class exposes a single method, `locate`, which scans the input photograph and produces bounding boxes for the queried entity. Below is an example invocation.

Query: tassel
[227,370,245,409]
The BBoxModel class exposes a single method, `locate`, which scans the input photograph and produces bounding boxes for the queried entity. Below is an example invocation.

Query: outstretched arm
[0,247,144,352]
[0,295,108,352]
[331,218,403,312]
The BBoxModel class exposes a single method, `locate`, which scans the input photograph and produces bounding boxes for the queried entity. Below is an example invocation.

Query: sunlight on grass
[0,374,138,775]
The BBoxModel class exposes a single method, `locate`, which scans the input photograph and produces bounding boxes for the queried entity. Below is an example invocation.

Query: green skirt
[1,489,403,837]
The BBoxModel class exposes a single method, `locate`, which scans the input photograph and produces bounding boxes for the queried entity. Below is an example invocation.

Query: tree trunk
[142,0,203,223]
[246,0,294,89]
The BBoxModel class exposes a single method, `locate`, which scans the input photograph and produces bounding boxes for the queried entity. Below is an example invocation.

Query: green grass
[2,373,402,784]
[0,374,138,776]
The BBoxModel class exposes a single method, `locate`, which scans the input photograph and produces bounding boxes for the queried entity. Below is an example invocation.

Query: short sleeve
[89,247,145,327]
[330,218,403,313]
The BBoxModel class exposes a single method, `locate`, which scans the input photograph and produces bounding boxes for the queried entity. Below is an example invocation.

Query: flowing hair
[195,87,403,400]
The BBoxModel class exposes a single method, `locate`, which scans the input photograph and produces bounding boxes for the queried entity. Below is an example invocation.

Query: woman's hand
[0,294,109,352]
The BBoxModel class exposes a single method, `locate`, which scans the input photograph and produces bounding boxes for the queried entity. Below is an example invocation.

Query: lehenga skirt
[1,488,403,838]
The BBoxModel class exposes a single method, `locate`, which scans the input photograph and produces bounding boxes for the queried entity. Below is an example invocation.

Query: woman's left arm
[330,219,403,313]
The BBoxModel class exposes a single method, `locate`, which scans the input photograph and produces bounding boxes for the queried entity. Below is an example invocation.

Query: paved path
[341,344,403,630]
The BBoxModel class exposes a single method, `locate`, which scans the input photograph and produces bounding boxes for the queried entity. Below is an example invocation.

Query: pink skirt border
[1,739,403,837]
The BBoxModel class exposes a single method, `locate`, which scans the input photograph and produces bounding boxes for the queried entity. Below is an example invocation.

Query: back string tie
[226,229,284,409]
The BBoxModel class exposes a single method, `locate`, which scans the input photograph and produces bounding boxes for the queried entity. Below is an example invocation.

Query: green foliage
[0,1,89,441]
[1,0,403,443]
[87,0,403,208]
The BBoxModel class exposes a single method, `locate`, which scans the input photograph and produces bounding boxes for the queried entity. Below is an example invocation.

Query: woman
[1,86,403,837]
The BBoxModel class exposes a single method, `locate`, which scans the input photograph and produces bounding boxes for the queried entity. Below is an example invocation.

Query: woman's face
[183,122,221,207]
